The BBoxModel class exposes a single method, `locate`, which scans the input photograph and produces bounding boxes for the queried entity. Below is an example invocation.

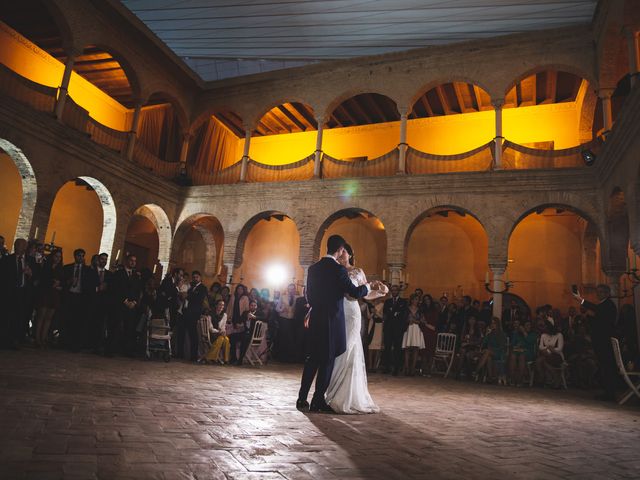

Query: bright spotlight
[264,263,289,286]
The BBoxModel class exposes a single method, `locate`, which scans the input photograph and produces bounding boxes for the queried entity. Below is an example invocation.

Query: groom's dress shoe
[309,401,334,413]
[296,399,309,411]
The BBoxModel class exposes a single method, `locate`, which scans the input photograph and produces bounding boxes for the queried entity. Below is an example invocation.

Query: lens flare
[264,263,288,286]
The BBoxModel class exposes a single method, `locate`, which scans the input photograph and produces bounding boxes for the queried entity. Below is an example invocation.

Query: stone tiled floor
[0,349,639,480]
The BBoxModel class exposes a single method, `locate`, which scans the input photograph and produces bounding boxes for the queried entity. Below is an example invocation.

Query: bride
[325,243,388,414]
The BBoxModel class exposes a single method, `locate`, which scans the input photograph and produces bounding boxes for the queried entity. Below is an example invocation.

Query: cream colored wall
[0,153,22,244]
[45,181,104,258]
[405,214,489,300]
[0,21,131,131]
[320,216,387,278]
[508,212,584,310]
[124,215,159,270]
[237,217,303,292]
[177,228,208,280]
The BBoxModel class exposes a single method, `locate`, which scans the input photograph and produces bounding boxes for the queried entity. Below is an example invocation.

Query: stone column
[490,266,506,320]
[387,263,405,287]
[300,264,310,291]
[625,28,639,87]
[178,131,191,165]
[492,100,504,169]
[313,117,324,178]
[397,108,408,174]
[604,269,623,309]
[239,127,251,182]
[125,101,142,161]
[54,55,76,120]
[599,88,614,135]
[224,263,235,286]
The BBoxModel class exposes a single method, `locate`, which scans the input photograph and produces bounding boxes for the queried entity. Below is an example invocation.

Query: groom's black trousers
[298,354,335,404]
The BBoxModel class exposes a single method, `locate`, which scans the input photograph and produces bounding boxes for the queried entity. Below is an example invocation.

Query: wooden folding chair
[244,320,267,366]
[611,337,640,405]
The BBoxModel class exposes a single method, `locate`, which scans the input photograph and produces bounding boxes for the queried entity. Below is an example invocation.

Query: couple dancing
[297,235,388,414]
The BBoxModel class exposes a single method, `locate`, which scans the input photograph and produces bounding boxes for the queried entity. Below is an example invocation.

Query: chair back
[435,332,456,354]
[250,320,266,346]
[150,317,168,333]
[611,337,626,374]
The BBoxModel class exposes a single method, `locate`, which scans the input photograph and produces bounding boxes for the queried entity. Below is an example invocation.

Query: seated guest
[402,294,425,376]
[209,282,222,304]
[509,320,537,386]
[34,248,64,347]
[534,320,565,387]
[474,317,507,382]
[566,324,597,388]
[0,235,8,258]
[205,299,230,364]
[229,299,261,365]
[459,315,483,378]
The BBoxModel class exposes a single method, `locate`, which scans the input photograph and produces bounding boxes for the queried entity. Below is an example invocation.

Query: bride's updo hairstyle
[344,243,355,266]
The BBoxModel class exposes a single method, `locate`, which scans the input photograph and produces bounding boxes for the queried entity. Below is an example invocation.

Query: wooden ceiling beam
[328,113,344,128]
[277,105,309,131]
[435,85,453,115]
[453,82,473,113]
[294,104,317,128]
[348,97,374,124]
[215,113,245,137]
[472,85,484,110]
[504,88,518,108]
[366,96,389,123]
[336,104,359,126]
[265,110,292,133]
[543,70,557,104]
[419,95,435,116]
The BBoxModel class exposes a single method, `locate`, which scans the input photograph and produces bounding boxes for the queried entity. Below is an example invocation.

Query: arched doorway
[236,212,302,292]
[405,207,488,300]
[124,204,172,276]
[315,208,386,279]
[508,205,601,310]
[45,177,116,258]
[0,138,36,244]
[172,214,224,285]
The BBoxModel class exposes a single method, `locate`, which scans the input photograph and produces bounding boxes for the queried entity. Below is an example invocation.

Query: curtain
[322,149,398,179]
[188,116,239,173]
[502,139,601,170]
[246,155,315,182]
[137,104,181,162]
[406,141,494,174]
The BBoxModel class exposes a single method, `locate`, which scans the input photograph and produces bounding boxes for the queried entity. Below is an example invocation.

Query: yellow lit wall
[508,212,584,310]
[320,216,387,278]
[323,123,400,160]
[0,21,131,131]
[503,103,579,149]
[45,181,104,259]
[0,153,22,243]
[237,217,303,293]
[249,130,315,165]
[405,214,488,300]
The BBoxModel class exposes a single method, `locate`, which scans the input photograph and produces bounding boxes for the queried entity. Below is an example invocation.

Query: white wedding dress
[325,267,381,414]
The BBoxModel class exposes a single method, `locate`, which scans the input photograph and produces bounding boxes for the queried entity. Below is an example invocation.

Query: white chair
[432,333,457,378]
[146,317,172,362]
[611,337,640,405]
[244,320,267,366]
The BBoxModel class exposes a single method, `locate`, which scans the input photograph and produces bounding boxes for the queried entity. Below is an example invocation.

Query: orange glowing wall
[508,212,585,310]
[0,153,22,244]
[0,21,131,131]
[45,181,104,259]
[320,216,387,278]
[237,217,303,293]
[405,214,489,300]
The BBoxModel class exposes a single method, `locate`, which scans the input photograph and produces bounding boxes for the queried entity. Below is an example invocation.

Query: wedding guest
[34,248,64,347]
[0,235,8,258]
[509,319,537,386]
[0,238,36,348]
[402,294,425,375]
[183,271,208,362]
[209,282,222,304]
[419,294,438,374]
[474,317,507,382]
[367,297,385,371]
[196,307,214,364]
[174,271,191,358]
[205,299,230,364]
[159,268,183,329]
[459,315,483,378]
[110,254,142,356]
[566,323,597,388]
[534,320,565,388]
[88,252,112,352]
[227,283,249,324]
[63,248,95,352]
[219,285,231,306]
[276,283,298,362]
[230,299,260,365]
[383,285,408,375]
[502,300,520,333]
[293,288,310,362]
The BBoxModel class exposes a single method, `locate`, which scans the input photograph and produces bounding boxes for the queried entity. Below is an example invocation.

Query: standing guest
[174,272,191,358]
[205,299,230,364]
[276,283,298,361]
[88,253,112,353]
[478,301,492,326]
[111,254,142,356]
[34,248,64,347]
[63,248,95,352]
[182,271,208,362]
[572,284,618,401]
[502,300,520,333]
[159,268,183,330]
[227,284,250,359]
[459,315,483,378]
[260,288,271,302]
[293,289,310,362]
[196,306,214,364]
[230,299,260,365]
[508,320,532,386]
[402,294,425,375]
[420,294,439,374]
[0,238,36,348]
[0,235,9,258]
[383,285,408,375]
[366,297,385,371]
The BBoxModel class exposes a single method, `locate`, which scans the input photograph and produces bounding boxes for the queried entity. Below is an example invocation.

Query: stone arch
[0,138,37,243]
[172,213,224,278]
[509,203,602,243]
[250,98,317,132]
[77,176,116,255]
[189,105,246,135]
[502,64,597,100]
[143,91,189,133]
[235,210,296,267]
[408,78,494,113]
[131,204,172,273]
[323,90,400,123]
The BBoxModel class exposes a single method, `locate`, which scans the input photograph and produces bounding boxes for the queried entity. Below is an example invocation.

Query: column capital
[315,116,326,127]
[491,99,505,109]
[597,87,615,99]
[386,262,406,270]
[397,106,409,117]
[488,264,507,275]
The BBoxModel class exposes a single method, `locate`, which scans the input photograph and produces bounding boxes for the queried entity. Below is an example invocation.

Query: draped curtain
[137,104,181,162]
[188,116,240,172]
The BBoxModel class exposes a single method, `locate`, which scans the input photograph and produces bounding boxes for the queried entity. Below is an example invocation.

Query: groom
[297,234,379,412]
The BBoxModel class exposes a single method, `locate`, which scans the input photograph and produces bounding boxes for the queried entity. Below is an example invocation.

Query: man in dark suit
[502,300,520,333]
[62,248,96,352]
[159,268,183,330]
[297,235,378,412]
[182,270,208,362]
[383,284,408,375]
[87,253,112,353]
[110,254,142,356]
[0,238,36,348]
[573,284,618,401]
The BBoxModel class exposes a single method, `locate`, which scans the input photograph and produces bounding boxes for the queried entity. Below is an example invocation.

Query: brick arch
[322,89,400,122]
[189,105,246,135]
[403,205,488,264]
[501,64,597,100]
[0,138,37,243]
[131,204,172,273]
[249,98,317,131]
[143,90,190,133]
[408,78,493,113]
[172,213,224,275]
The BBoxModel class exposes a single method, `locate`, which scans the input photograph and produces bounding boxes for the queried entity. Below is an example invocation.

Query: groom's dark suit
[298,256,369,409]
